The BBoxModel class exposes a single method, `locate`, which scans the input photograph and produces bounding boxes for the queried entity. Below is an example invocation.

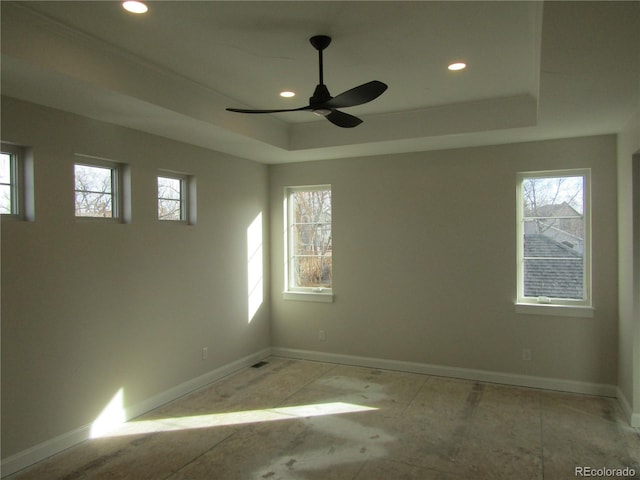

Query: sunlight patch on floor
[93,402,377,438]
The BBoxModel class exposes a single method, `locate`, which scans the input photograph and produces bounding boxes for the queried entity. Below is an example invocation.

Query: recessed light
[122,1,148,14]
[448,62,467,71]
[280,91,295,98]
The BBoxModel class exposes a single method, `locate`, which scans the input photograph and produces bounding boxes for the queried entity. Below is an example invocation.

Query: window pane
[521,174,585,301]
[293,255,332,288]
[158,176,181,200]
[522,176,583,216]
[75,164,112,193]
[75,192,113,217]
[523,258,583,299]
[0,184,12,214]
[158,198,181,220]
[0,153,11,184]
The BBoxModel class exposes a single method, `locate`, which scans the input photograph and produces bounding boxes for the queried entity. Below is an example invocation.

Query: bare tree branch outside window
[290,188,332,288]
[522,176,583,238]
[158,176,182,221]
[74,164,114,218]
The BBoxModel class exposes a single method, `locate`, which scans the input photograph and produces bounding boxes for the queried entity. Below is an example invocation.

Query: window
[1,143,33,220]
[157,174,187,221]
[285,186,332,300]
[74,161,120,219]
[0,145,20,215]
[516,169,591,312]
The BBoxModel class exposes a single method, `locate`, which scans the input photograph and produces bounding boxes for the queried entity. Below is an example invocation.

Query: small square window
[158,174,189,221]
[74,162,119,218]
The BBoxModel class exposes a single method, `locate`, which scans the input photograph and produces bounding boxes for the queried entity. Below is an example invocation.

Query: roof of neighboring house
[531,202,581,218]
[523,234,583,299]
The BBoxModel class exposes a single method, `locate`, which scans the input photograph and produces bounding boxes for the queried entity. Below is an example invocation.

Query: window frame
[284,185,333,302]
[515,168,593,316]
[157,172,189,223]
[74,157,122,221]
[0,143,25,218]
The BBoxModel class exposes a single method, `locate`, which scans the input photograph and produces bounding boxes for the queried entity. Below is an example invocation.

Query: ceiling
[1,1,638,164]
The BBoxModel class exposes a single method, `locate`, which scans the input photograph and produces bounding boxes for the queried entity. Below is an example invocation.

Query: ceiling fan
[226,35,388,128]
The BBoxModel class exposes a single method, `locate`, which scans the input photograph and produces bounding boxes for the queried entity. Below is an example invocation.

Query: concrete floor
[7,357,640,480]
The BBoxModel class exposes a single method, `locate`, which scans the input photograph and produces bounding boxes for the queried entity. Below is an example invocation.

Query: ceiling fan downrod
[309,35,332,108]
[310,35,332,86]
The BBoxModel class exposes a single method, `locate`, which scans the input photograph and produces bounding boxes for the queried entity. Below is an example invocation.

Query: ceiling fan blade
[326,110,363,128]
[226,106,311,114]
[322,81,388,109]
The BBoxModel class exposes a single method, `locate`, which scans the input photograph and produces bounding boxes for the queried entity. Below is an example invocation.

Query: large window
[74,161,120,219]
[516,169,591,309]
[286,186,332,296]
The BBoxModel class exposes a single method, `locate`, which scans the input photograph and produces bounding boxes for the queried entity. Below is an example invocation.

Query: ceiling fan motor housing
[310,84,332,107]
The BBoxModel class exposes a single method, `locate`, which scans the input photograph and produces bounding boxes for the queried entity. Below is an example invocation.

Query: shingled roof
[523,234,583,299]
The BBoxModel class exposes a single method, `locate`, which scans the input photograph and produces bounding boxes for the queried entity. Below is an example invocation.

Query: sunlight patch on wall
[247,212,264,322]
[90,388,126,438]
[92,402,377,438]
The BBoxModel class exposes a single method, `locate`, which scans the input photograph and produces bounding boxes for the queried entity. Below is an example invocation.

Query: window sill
[75,217,123,224]
[158,219,192,226]
[515,303,594,318]
[282,291,334,303]
[1,214,26,222]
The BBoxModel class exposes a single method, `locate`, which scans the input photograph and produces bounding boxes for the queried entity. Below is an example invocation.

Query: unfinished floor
[7,357,640,480]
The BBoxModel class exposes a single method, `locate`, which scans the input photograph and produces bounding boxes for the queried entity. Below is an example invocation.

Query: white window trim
[515,303,594,318]
[282,291,334,303]
[283,185,334,302]
[515,168,592,315]
[74,155,124,222]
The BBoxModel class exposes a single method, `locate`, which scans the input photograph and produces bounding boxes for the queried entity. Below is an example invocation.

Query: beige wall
[0,95,624,465]
[270,135,618,385]
[0,97,271,458]
[617,110,640,425]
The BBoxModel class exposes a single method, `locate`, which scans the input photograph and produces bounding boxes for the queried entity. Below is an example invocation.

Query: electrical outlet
[202,347,208,360]
[318,330,325,341]
[522,348,532,361]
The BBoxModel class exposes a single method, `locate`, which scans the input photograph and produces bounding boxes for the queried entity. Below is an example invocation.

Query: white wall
[270,135,619,387]
[617,109,640,426]
[0,97,271,460]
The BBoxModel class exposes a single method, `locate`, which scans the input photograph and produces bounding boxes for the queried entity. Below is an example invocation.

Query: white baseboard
[0,424,91,480]
[0,348,271,478]
[270,347,618,398]
[617,387,640,428]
